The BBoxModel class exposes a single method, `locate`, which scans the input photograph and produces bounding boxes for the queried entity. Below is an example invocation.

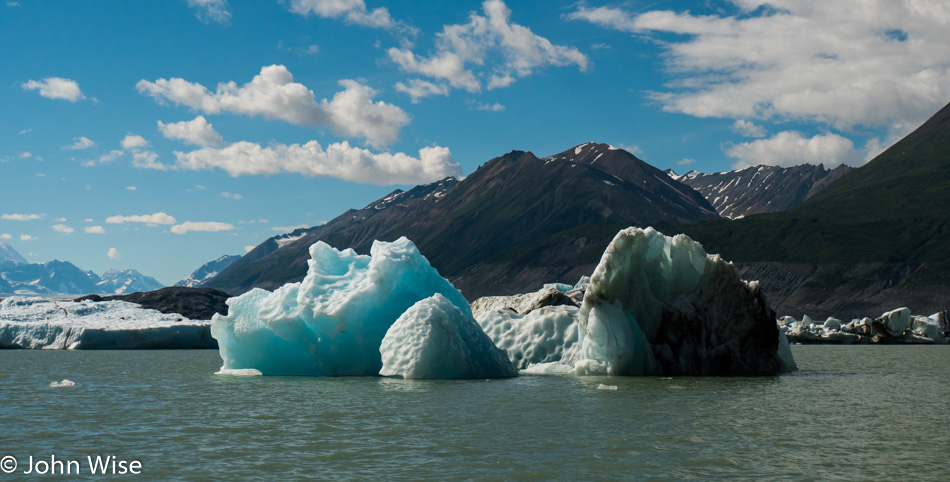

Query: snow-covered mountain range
[667,164,852,219]
[0,242,163,296]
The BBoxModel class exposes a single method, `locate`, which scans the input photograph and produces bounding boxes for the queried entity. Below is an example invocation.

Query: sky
[2,0,949,285]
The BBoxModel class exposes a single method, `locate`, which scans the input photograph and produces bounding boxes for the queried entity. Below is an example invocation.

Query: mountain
[682,99,950,317]
[1,260,104,295]
[97,269,164,294]
[669,164,852,219]
[175,255,242,288]
[0,241,28,265]
[0,260,164,296]
[207,142,720,298]
[209,177,461,294]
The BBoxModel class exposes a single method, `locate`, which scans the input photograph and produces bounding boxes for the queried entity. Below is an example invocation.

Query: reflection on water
[1,345,948,479]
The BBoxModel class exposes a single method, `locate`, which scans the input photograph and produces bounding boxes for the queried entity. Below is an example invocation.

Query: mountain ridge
[206,142,720,298]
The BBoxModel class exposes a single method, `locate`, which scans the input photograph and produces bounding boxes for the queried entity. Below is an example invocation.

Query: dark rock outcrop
[76,287,231,320]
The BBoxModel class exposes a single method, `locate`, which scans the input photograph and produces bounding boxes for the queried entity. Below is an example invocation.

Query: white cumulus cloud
[84,225,105,234]
[105,212,177,225]
[63,136,96,150]
[22,77,85,102]
[51,224,74,234]
[0,233,11,239]
[172,140,461,185]
[107,247,121,259]
[137,65,409,146]
[187,0,230,25]
[158,116,225,147]
[389,0,589,101]
[170,221,235,234]
[568,0,950,132]
[120,134,150,150]
[725,131,864,169]
[219,191,242,200]
[20,234,36,241]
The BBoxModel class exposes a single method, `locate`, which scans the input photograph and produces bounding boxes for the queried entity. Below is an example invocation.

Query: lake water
[2,346,948,480]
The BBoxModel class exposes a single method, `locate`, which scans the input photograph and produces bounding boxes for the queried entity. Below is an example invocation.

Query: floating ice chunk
[876,307,911,337]
[776,324,798,371]
[379,294,516,379]
[214,368,263,376]
[596,384,618,390]
[49,379,75,388]
[573,227,791,376]
[823,318,842,330]
[912,315,942,340]
[543,283,574,292]
[477,305,580,372]
[212,237,475,376]
[573,276,591,291]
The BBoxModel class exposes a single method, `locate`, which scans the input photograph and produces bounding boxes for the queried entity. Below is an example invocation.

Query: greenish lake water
[1,346,948,480]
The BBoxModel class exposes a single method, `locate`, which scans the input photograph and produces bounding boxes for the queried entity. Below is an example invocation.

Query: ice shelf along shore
[0,297,215,349]
[212,228,797,378]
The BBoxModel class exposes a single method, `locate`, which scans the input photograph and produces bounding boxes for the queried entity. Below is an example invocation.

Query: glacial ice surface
[477,305,580,372]
[380,294,516,379]
[212,237,501,377]
[0,297,214,349]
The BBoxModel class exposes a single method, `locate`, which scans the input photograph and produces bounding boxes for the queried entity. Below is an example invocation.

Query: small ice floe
[49,379,76,388]
[214,368,263,377]
[596,384,618,390]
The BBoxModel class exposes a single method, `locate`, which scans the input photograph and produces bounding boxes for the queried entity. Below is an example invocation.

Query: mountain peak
[0,241,28,265]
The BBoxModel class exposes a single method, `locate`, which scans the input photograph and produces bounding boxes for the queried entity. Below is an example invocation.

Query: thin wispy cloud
[105,212,177,225]
[2,213,45,221]
[170,221,235,234]
[287,0,414,35]
[187,0,230,25]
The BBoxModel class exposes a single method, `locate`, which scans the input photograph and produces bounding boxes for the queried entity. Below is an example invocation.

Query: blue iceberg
[211,237,501,377]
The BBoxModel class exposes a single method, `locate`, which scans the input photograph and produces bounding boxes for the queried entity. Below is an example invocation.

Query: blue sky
[2,0,949,285]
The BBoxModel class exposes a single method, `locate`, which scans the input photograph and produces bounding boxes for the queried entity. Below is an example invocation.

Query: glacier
[474,227,797,375]
[211,237,488,377]
[0,297,214,349]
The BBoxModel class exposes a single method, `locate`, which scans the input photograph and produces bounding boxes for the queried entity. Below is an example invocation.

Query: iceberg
[477,305,580,372]
[214,228,797,378]
[212,237,499,377]
[474,227,797,375]
[0,297,214,349]
[380,294,516,379]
